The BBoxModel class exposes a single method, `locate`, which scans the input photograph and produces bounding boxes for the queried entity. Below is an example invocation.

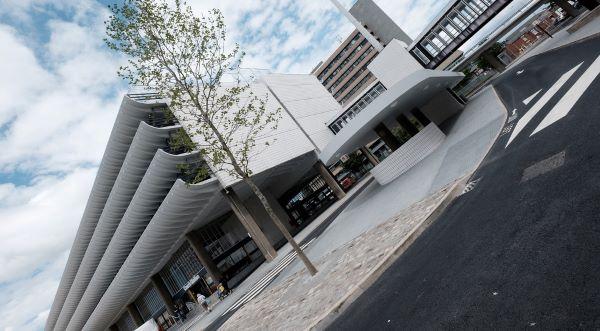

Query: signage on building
[182,274,200,291]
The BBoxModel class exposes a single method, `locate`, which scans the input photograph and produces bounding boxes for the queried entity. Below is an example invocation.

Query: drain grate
[500,123,515,137]
[461,177,482,196]
[521,150,565,183]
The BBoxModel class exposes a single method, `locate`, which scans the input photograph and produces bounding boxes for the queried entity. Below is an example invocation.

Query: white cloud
[0,8,124,174]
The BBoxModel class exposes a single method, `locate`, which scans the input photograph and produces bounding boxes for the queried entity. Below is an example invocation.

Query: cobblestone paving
[217,185,453,331]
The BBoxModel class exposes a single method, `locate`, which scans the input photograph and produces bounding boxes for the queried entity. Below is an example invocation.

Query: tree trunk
[243,176,318,276]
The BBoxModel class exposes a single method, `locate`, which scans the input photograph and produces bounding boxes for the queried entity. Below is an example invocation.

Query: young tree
[105,0,317,275]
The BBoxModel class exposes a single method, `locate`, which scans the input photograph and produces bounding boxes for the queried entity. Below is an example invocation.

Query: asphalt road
[328,37,600,330]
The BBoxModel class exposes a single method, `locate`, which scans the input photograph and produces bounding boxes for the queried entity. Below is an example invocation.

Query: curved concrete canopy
[64,148,202,330]
[57,146,199,331]
[46,97,167,331]
[82,178,221,331]
[319,69,463,165]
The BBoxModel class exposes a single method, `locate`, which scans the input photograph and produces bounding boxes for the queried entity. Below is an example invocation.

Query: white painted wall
[367,39,423,89]
[176,74,336,187]
[262,74,341,152]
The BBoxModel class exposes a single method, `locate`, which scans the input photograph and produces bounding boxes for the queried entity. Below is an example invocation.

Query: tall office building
[313,0,412,107]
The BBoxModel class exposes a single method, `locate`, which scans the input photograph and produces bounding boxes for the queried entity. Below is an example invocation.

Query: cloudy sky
[0,0,531,329]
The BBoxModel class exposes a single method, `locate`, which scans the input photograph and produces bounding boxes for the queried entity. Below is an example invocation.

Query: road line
[531,54,600,135]
[522,89,542,105]
[505,62,583,148]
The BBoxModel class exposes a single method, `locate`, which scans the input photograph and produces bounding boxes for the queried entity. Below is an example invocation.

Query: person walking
[197,293,211,313]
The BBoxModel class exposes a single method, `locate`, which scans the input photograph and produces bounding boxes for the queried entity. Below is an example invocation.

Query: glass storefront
[134,285,175,330]
[115,311,136,331]
[280,175,337,228]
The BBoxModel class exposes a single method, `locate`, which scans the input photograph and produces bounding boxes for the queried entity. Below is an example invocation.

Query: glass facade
[411,0,503,68]
[159,241,206,296]
[115,312,136,331]
[135,285,164,320]
[329,82,386,134]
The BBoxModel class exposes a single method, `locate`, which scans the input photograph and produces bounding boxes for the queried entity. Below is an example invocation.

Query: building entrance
[279,173,337,230]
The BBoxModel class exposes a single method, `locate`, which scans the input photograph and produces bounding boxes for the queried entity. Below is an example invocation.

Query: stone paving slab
[217,183,461,331]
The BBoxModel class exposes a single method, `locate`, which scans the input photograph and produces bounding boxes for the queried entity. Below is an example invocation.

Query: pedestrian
[197,293,211,313]
[217,283,226,300]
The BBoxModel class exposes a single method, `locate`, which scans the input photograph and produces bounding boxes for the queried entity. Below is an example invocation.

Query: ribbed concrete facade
[370,123,446,185]
[61,149,202,330]
[46,98,167,331]
[83,178,221,330]
[54,123,182,330]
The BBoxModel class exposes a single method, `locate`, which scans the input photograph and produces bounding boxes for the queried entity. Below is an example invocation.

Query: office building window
[317,33,362,81]
[441,19,460,37]
[329,82,386,133]
[413,48,431,64]
[116,313,136,331]
[159,242,205,295]
[135,286,164,320]
[450,12,468,30]
[435,28,453,44]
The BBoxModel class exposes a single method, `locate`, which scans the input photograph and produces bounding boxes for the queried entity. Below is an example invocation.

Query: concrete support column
[396,114,419,136]
[360,146,380,166]
[482,52,506,72]
[222,189,277,262]
[554,0,579,17]
[374,123,401,151]
[411,108,431,126]
[127,303,144,327]
[150,274,175,315]
[314,160,346,199]
[185,232,223,283]
[535,24,553,38]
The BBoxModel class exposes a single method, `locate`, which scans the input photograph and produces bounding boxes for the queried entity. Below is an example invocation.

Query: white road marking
[505,62,584,148]
[531,54,600,135]
[522,89,542,105]
[221,238,315,315]
[517,69,525,75]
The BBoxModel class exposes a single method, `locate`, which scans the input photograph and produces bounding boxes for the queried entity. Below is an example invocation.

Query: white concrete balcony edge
[56,146,198,331]
[371,123,445,185]
[46,97,167,331]
[64,150,205,331]
[83,178,221,331]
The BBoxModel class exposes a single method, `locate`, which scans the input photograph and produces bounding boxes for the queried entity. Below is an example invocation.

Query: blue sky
[0,0,534,329]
